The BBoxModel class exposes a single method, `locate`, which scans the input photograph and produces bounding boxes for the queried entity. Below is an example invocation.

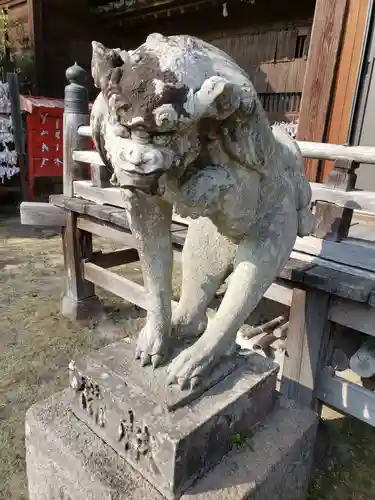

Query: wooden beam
[297,0,348,181]
[290,249,375,281]
[75,140,375,165]
[20,202,66,226]
[329,297,375,336]
[77,125,92,137]
[281,287,331,409]
[91,248,140,268]
[310,182,375,213]
[294,235,375,273]
[83,261,153,311]
[75,177,375,217]
[298,141,375,163]
[316,367,375,427]
[77,215,135,246]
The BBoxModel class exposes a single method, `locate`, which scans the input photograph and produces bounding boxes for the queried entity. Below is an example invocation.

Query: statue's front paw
[166,343,215,390]
[135,324,170,368]
[171,313,207,339]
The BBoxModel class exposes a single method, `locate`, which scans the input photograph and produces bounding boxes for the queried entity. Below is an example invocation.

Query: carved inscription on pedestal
[117,409,151,461]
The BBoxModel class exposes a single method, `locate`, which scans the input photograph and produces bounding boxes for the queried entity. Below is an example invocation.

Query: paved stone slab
[26,389,318,500]
[69,340,278,499]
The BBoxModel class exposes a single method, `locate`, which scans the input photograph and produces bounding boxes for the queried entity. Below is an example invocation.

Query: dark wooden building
[0,0,371,182]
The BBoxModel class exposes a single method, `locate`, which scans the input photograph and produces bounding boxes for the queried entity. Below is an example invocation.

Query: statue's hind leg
[172,217,236,338]
[167,198,298,388]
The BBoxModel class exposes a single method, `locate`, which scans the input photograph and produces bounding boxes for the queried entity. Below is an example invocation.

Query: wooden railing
[40,63,375,428]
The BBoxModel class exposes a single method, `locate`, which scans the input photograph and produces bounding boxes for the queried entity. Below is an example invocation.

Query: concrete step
[26,389,317,500]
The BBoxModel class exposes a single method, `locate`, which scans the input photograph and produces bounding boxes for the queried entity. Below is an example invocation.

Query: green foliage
[232,430,254,451]
[0,9,35,91]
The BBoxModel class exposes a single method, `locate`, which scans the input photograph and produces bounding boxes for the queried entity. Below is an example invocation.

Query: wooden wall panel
[322,0,370,181]
[210,26,311,97]
[296,0,348,181]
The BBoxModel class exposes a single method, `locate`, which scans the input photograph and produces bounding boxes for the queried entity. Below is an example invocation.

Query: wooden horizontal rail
[298,141,375,163]
[329,297,375,337]
[78,125,92,137]
[91,248,139,268]
[316,367,375,428]
[76,126,375,164]
[74,150,103,165]
[20,202,66,227]
[310,182,375,213]
[84,262,153,311]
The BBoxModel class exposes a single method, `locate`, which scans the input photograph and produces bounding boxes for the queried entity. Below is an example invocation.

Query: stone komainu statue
[90,33,314,388]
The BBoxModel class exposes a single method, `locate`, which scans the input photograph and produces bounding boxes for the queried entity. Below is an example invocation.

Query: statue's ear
[91,41,125,90]
[193,77,241,120]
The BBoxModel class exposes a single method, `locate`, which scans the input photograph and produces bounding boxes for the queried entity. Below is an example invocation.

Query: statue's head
[91,36,255,194]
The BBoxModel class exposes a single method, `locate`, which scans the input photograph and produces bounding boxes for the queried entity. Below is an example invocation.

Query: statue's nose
[127,147,143,166]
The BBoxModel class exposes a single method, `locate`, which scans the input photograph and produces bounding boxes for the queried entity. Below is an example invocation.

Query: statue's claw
[135,324,169,368]
[166,343,214,390]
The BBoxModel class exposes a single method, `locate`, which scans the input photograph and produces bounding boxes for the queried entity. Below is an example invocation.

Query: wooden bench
[21,63,375,427]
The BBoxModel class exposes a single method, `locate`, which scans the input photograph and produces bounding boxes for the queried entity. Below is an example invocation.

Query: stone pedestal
[68,340,278,499]
[26,390,317,500]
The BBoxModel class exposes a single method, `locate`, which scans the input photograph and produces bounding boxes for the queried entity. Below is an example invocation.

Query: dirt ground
[1,212,375,500]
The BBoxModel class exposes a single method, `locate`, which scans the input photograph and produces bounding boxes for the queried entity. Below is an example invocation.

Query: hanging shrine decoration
[0,82,18,183]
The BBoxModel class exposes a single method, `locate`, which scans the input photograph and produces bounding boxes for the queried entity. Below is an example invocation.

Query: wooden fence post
[313,159,359,241]
[61,63,101,321]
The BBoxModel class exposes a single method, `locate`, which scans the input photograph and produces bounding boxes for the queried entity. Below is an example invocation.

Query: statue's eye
[153,134,172,147]
[113,124,130,138]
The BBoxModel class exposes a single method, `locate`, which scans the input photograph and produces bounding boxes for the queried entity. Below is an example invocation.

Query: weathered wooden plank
[297,0,348,181]
[278,258,315,282]
[49,194,67,209]
[73,161,375,216]
[91,164,111,188]
[329,297,375,336]
[20,202,66,227]
[91,249,140,268]
[109,211,131,229]
[73,138,375,166]
[275,29,297,62]
[281,288,331,409]
[77,216,135,245]
[77,125,92,137]
[73,150,104,166]
[302,265,375,303]
[294,235,375,274]
[263,280,293,307]
[74,180,123,206]
[316,367,375,428]
[300,142,375,164]
[310,182,375,214]
[290,250,375,281]
[85,203,125,222]
[64,197,94,214]
[74,181,375,276]
[83,262,152,311]
[313,201,353,241]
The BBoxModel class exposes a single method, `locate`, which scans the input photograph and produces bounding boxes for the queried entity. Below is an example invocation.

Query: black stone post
[63,62,90,197]
[61,63,101,321]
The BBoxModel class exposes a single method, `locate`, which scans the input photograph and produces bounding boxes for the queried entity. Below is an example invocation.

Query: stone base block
[26,390,318,500]
[69,340,278,499]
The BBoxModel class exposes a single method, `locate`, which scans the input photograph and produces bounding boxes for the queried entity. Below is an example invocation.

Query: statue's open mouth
[116,170,163,194]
